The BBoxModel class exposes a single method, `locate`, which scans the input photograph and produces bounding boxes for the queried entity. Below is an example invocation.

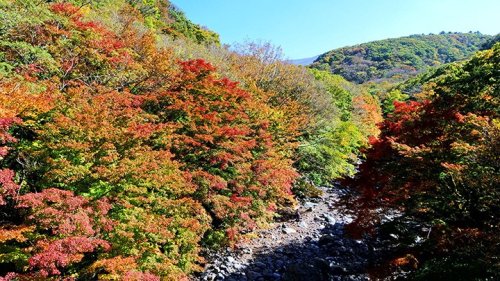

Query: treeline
[0,0,379,280]
[343,43,499,280]
[311,32,491,84]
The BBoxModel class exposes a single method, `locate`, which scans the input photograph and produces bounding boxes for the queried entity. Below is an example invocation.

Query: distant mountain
[288,55,319,66]
[310,32,492,84]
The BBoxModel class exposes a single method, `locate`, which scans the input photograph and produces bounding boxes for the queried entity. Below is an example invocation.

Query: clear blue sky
[172,0,500,59]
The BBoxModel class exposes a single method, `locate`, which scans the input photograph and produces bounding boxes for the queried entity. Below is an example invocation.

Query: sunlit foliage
[0,0,378,279]
[343,44,499,280]
[312,32,491,84]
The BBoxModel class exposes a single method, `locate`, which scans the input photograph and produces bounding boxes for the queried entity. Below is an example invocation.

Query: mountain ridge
[309,32,491,83]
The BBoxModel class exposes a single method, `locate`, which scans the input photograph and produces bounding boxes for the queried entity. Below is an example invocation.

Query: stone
[322,214,336,225]
[264,272,281,280]
[233,262,244,270]
[247,270,262,280]
[242,248,253,254]
[330,265,348,275]
[198,188,374,281]
[253,261,266,269]
[204,272,217,281]
[282,262,326,281]
[303,202,318,209]
[318,234,336,246]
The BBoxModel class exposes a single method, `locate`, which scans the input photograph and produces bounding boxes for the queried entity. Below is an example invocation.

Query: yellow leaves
[79,5,92,17]
[0,80,56,120]
[450,141,476,155]
[415,82,437,101]
[352,90,383,137]
[441,161,467,187]
[0,225,35,243]
[90,256,139,280]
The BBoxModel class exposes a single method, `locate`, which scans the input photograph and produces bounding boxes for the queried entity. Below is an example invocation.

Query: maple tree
[0,0,379,279]
[343,43,499,280]
[144,58,299,241]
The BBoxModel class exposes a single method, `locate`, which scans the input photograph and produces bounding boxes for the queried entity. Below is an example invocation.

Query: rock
[253,261,266,269]
[282,262,328,281]
[198,187,373,281]
[233,262,244,270]
[204,272,217,281]
[242,247,253,254]
[322,214,336,225]
[329,265,348,275]
[226,274,247,281]
[264,272,281,280]
[318,234,337,246]
[247,270,262,280]
[303,202,318,209]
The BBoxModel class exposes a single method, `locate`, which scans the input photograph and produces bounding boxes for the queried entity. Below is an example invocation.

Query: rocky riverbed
[194,186,374,281]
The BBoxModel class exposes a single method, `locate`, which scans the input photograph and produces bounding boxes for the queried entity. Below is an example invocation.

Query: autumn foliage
[0,0,380,279]
[343,44,499,279]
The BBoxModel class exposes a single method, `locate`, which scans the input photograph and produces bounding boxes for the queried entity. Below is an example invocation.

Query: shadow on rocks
[223,223,372,281]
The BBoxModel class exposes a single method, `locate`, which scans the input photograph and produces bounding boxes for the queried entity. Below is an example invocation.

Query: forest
[310,32,491,84]
[0,0,498,280]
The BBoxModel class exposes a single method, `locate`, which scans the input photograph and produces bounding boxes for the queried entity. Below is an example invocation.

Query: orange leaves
[192,171,228,191]
[90,256,161,281]
[391,254,418,269]
[50,3,80,16]
[0,225,35,243]
[151,59,300,237]
[0,2,308,278]
[342,45,500,279]
[352,91,383,137]
[217,125,252,137]
[0,80,55,124]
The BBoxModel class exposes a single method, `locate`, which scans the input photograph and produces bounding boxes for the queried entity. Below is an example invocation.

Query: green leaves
[0,0,384,279]
[311,33,492,84]
[344,43,500,279]
[296,69,371,186]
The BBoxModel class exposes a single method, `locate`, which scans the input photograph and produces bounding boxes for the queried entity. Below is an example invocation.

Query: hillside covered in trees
[343,43,499,280]
[0,0,379,280]
[310,32,491,84]
[0,1,498,280]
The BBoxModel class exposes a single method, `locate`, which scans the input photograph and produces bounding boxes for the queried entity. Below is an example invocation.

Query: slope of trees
[343,43,499,280]
[0,1,378,279]
[311,32,491,84]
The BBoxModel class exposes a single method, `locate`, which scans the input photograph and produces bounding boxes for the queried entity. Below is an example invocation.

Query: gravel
[195,186,373,281]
